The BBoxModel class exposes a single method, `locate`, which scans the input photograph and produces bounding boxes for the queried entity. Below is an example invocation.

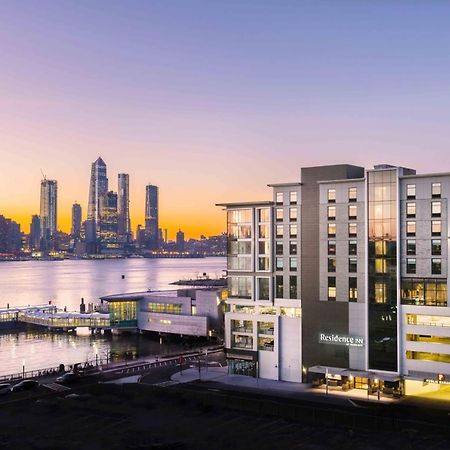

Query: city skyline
[2,2,450,238]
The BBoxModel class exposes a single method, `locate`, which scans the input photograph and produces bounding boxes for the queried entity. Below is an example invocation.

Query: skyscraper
[71,202,82,237]
[99,191,118,247]
[176,229,185,252]
[144,184,159,250]
[40,178,57,250]
[117,173,131,239]
[86,157,108,248]
[29,215,41,250]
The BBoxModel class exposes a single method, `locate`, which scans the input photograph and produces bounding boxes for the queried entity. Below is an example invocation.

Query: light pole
[22,359,25,379]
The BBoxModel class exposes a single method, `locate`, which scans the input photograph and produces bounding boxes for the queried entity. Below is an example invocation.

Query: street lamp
[22,359,25,379]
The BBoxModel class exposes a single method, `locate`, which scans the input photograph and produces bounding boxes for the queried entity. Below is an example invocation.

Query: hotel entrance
[353,376,369,390]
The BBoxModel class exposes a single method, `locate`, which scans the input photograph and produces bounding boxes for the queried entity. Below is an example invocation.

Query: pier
[0,305,110,331]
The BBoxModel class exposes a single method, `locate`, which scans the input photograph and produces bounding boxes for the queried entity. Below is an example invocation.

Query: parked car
[0,383,11,395]
[10,380,39,392]
[56,372,79,384]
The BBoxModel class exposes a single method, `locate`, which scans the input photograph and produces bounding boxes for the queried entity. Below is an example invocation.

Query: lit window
[407,184,416,199]
[328,277,336,301]
[289,224,297,238]
[276,225,283,238]
[276,258,283,271]
[432,258,442,275]
[290,191,297,204]
[348,187,357,202]
[375,258,386,273]
[432,182,441,198]
[328,189,336,203]
[349,277,357,302]
[431,201,441,217]
[276,192,283,204]
[328,258,336,272]
[328,223,336,238]
[276,208,284,222]
[374,282,387,303]
[407,221,416,237]
[348,205,357,220]
[327,206,336,220]
[348,223,357,237]
[289,207,298,221]
[406,258,416,274]
[289,257,298,271]
[406,202,416,218]
[258,208,270,222]
[432,220,441,236]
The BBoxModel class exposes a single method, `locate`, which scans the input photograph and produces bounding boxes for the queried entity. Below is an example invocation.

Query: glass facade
[367,169,398,372]
[109,301,138,328]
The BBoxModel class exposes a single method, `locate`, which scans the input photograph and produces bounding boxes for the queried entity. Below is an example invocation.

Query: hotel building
[218,164,450,396]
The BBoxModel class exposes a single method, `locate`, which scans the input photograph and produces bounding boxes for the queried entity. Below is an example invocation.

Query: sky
[1,1,450,239]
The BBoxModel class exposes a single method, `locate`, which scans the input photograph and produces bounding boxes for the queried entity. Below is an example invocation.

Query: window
[348,223,357,238]
[374,282,387,303]
[275,275,283,298]
[432,220,441,236]
[349,187,357,202]
[375,258,386,273]
[328,223,336,238]
[431,201,441,217]
[289,224,298,238]
[327,206,336,220]
[258,241,270,255]
[432,239,441,256]
[407,221,416,237]
[289,257,298,271]
[328,189,336,203]
[406,258,416,274]
[275,242,283,255]
[328,277,336,301]
[432,258,442,275]
[276,225,283,238]
[276,258,283,271]
[290,191,297,204]
[328,240,336,255]
[348,258,357,273]
[228,276,252,299]
[258,257,270,271]
[276,208,283,222]
[407,184,416,200]
[289,207,297,221]
[258,208,270,222]
[328,258,336,272]
[432,182,441,198]
[258,278,270,300]
[402,280,447,306]
[289,276,297,299]
[289,241,297,255]
[258,224,269,239]
[406,240,416,255]
[349,240,357,255]
[147,303,182,315]
[406,202,416,218]
[375,240,387,256]
[276,192,283,204]
[348,205,357,220]
[349,277,357,302]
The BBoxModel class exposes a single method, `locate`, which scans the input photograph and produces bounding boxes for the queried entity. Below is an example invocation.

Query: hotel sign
[319,333,364,347]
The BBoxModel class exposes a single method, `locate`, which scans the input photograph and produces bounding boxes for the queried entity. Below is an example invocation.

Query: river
[0,257,226,376]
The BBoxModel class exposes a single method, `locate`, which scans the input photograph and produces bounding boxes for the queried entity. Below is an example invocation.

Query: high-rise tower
[117,173,131,239]
[145,184,159,250]
[39,178,57,250]
[71,202,82,237]
[86,157,108,247]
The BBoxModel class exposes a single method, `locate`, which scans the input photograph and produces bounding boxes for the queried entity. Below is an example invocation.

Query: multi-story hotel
[218,163,450,396]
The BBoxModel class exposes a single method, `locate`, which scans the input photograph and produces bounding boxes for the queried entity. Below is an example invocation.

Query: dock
[0,305,110,331]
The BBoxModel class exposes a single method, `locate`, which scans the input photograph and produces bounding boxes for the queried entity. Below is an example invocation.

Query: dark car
[56,372,80,384]
[11,380,39,392]
[0,383,11,395]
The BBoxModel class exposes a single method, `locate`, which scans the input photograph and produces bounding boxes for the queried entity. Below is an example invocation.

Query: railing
[258,328,274,335]
[407,321,450,328]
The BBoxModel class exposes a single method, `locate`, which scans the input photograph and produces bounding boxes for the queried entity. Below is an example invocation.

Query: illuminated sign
[424,374,450,385]
[319,333,364,347]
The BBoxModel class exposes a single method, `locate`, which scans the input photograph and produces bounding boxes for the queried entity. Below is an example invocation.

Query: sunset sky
[1,1,450,239]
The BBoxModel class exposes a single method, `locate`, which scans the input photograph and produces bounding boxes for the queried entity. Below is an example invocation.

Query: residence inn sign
[319,333,364,347]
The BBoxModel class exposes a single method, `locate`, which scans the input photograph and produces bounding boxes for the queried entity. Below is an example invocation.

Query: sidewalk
[171,367,396,403]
